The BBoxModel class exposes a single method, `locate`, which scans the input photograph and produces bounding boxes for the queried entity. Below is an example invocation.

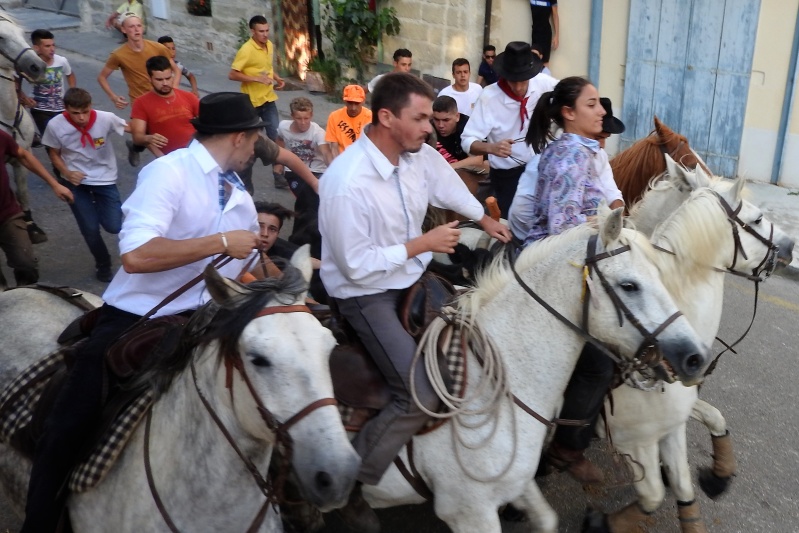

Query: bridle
[509,234,685,392]
[144,304,337,532]
[711,191,780,283]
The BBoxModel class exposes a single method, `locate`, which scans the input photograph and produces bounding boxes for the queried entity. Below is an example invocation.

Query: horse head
[649,162,795,280]
[200,246,360,510]
[0,15,46,81]
[588,208,710,384]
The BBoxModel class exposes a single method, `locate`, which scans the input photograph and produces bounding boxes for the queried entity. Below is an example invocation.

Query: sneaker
[274,173,289,189]
[126,139,140,167]
[545,442,605,484]
[22,211,48,244]
[334,482,380,533]
[96,266,113,283]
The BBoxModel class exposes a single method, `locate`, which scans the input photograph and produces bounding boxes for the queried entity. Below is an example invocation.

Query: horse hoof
[499,503,527,522]
[581,508,610,533]
[698,467,732,499]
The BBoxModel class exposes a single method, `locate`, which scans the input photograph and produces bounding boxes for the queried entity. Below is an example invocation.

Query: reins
[648,191,780,377]
[140,255,336,531]
[144,304,337,532]
[509,235,683,389]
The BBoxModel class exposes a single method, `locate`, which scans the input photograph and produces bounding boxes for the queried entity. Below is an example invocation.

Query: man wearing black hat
[593,97,626,210]
[461,41,558,217]
[19,91,315,533]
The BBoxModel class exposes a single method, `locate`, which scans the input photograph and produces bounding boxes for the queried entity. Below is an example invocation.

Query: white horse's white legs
[659,428,695,503]
[510,479,558,533]
[691,399,727,437]
[618,442,665,513]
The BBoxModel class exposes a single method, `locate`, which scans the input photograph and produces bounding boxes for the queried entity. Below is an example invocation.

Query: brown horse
[611,116,711,207]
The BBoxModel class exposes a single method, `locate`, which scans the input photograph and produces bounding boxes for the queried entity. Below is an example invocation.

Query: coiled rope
[409,307,518,482]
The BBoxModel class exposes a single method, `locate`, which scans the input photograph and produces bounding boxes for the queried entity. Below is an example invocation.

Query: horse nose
[314,470,333,491]
[683,353,704,375]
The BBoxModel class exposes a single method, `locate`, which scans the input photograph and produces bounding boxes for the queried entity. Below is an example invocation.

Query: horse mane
[458,225,595,315]
[650,179,737,297]
[611,119,692,207]
[129,264,308,397]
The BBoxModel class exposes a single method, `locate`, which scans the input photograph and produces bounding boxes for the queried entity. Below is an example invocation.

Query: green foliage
[323,0,401,80]
[236,18,250,48]
[307,56,342,93]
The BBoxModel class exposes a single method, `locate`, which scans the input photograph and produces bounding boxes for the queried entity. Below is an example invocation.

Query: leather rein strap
[144,303,336,532]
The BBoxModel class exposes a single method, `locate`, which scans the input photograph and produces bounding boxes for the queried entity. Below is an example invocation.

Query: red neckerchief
[498,78,529,132]
[62,109,97,149]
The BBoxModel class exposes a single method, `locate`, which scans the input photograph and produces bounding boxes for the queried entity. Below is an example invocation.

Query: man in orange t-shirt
[130,55,199,156]
[325,84,372,159]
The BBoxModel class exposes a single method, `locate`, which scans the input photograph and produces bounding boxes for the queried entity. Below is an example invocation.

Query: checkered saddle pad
[337,317,467,434]
[0,348,154,493]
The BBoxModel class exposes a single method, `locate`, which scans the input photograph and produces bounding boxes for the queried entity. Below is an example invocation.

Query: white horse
[0,13,46,249]
[358,208,709,533]
[0,248,360,532]
[587,159,795,532]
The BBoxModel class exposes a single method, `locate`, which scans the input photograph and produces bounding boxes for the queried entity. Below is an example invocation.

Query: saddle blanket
[0,348,154,493]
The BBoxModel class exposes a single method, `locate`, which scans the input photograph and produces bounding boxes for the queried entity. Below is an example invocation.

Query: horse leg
[508,478,557,533]
[691,399,736,498]
[435,497,502,533]
[583,443,661,533]
[660,428,707,533]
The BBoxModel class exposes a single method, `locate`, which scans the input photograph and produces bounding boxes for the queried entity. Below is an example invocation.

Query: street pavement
[1,6,799,532]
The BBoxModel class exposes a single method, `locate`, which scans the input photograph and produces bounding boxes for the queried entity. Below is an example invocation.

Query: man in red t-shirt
[130,55,199,157]
[0,130,72,288]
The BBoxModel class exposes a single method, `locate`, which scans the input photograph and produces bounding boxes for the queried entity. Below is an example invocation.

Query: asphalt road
[2,51,799,532]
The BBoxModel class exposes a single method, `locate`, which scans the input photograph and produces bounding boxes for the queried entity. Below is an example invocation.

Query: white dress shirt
[319,130,485,299]
[103,140,258,316]
[460,73,558,170]
[593,148,624,205]
[438,82,483,116]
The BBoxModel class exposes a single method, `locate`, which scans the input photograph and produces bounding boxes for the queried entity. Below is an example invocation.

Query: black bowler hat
[600,97,626,135]
[493,41,543,82]
[190,92,266,134]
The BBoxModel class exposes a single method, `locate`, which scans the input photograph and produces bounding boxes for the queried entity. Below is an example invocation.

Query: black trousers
[21,304,141,533]
[489,165,526,219]
[553,343,615,451]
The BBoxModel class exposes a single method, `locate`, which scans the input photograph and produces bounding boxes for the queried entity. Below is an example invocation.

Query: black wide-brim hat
[600,97,626,134]
[493,41,543,82]
[190,92,266,134]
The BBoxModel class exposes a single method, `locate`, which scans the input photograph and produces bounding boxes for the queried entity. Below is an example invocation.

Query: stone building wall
[381,0,486,83]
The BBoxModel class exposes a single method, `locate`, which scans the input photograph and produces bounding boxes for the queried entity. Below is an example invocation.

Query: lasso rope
[409,307,519,482]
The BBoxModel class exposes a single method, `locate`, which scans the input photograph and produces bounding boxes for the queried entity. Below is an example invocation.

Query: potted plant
[323,0,400,81]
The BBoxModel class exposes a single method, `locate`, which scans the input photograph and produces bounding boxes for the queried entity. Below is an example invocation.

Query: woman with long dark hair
[513,76,613,485]
[508,76,607,246]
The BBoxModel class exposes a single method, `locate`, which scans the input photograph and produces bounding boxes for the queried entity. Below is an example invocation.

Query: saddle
[327,272,465,433]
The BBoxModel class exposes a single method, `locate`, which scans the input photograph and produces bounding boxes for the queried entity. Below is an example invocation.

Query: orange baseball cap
[342,84,365,103]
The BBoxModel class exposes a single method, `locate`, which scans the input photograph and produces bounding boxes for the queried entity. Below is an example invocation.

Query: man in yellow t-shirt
[228,15,285,191]
[325,85,372,160]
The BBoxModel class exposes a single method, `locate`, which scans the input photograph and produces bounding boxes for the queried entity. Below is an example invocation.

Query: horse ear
[600,207,624,246]
[691,159,712,188]
[290,244,313,285]
[204,264,252,306]
[730,175,746,201]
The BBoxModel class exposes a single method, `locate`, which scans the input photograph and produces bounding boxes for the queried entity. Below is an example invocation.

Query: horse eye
[620,281,639,293]
[250,355,272,368]
[754,216,763,225]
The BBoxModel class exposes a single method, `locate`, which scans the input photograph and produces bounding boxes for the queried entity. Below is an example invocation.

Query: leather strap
[144,409,181,533]
[393,440,434,501]
[13,283,97,313]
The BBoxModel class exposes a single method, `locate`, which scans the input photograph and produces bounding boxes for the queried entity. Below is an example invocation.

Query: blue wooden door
[620,0,760,177]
